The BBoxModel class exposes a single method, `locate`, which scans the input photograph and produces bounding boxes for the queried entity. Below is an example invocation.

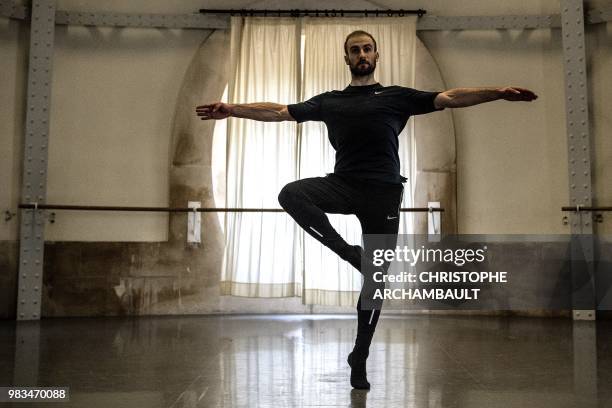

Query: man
[196,30,537,390]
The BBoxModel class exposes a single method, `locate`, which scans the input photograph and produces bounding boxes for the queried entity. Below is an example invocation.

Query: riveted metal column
[16,0,56,321]
[562,3,598,404]
[561,0,595,318]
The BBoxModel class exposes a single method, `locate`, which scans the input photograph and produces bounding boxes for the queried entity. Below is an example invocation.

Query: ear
[344,54,349,65]
[376,51,379,61]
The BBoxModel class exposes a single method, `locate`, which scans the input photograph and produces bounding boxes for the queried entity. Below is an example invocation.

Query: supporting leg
[349,183,404,389]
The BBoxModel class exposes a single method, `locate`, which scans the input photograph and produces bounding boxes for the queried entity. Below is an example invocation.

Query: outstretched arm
[434,87,537,109]
[195,102,295,122]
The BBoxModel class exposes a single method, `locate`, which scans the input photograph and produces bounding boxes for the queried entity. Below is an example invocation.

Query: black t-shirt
[287,83,444,185]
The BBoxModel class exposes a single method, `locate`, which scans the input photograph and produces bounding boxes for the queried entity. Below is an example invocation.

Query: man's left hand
[498,87,538,102]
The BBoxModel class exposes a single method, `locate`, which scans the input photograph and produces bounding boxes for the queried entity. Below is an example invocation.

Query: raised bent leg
[277,175,363,270]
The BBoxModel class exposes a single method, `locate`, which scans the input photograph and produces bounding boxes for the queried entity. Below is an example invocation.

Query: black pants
[278,173,404,360]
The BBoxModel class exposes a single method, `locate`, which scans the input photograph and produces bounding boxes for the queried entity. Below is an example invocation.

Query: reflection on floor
[0,314,611,407]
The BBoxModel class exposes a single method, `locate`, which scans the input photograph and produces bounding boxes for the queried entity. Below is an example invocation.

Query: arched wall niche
[166,31,457,310]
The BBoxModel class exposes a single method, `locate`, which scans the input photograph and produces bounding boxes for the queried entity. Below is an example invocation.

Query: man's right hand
[195,102,232,120]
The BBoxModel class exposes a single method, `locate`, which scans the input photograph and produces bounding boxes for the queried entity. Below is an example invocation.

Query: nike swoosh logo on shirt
[387,215,398,220]
[374,91,386,95]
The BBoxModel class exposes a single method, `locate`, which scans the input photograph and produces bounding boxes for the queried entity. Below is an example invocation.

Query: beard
[350,60,376,77]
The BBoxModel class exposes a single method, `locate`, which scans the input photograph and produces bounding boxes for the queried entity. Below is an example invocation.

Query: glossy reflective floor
[1,314,611,407]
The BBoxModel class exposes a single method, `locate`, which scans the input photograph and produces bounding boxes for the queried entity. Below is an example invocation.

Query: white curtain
[301,17,418,306]
[221,17,302,296]
[221,17,418,304]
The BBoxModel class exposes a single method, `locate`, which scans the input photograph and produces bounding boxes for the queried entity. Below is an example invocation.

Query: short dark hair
[344,30,377,55]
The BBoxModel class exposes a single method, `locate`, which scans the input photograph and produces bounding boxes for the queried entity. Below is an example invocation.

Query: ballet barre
[17,203,444,213]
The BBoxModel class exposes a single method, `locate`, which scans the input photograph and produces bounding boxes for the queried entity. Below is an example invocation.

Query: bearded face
[345,35,378,77]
